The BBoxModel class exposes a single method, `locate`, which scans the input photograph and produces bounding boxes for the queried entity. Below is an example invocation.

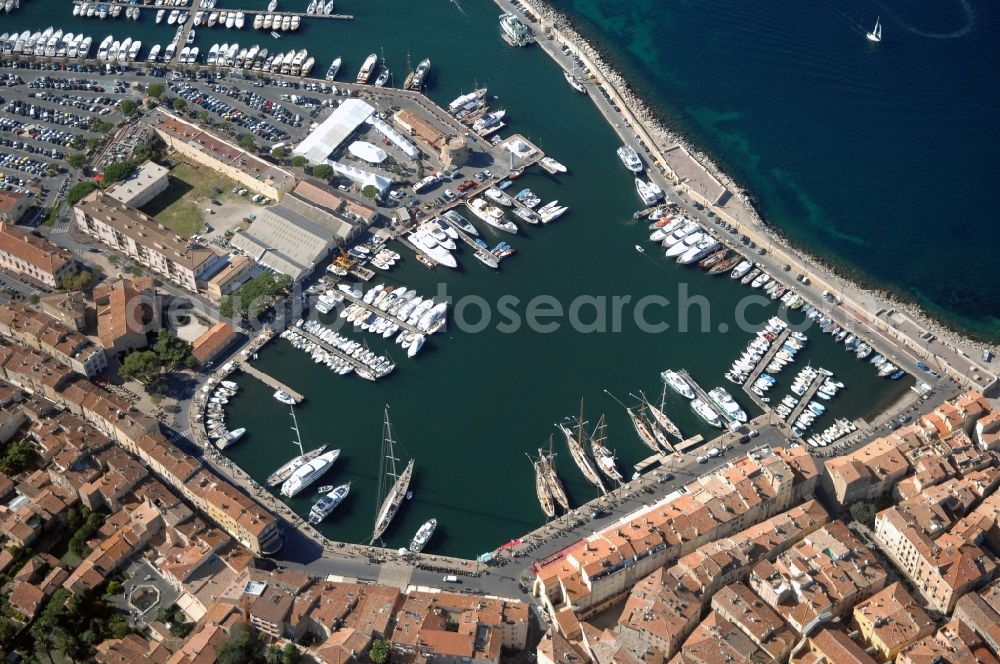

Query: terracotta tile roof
[191,322,237,365]
[0,222,74,276]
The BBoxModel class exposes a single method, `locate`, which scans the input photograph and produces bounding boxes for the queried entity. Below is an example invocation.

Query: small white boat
[866,17,882,43]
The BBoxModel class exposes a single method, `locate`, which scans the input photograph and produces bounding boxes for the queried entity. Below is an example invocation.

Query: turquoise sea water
[5,0,917,557]
[551,0,1000,340]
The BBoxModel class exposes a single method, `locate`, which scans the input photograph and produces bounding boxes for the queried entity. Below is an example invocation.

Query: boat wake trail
[448,0,466,15]
[875,0,975,39]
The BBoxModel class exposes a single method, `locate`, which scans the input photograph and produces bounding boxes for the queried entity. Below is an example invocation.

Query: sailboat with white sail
[866,17,882,43]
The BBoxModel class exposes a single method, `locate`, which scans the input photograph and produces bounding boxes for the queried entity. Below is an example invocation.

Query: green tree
[29,293,40,305]
[219,294,235,319]
[103,581,122,597]
[154,332,195,371]
[369,637,390,664]
[67,153,88,169]
[264,644,283,664]
[67,181,97,205]
[215,624,263,664]
[281,643,301,664]
[119,350,160,385]
[120,99,138,117]
[196,110,211,124]
[311,164,333,180]
[133,144,152,163]
[271,146,287,160]
[91,119,115,133]
[291,156,307,168]
[107,613,129,639]
[361,184,379,200]
[0,439,35,474]
[101,160,136,185]
[61,270,94,292]
[849,501,876,528]
[0,616,18,646]
[172,97,187,111]
[146,83,165,99]
[238,133,257,151]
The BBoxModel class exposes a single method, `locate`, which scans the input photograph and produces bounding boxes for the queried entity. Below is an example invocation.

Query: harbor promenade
[490,0,998,397]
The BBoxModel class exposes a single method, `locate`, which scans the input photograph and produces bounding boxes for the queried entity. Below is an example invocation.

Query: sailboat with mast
[266,406,328,487]
[866,17,882,42]
[370,407,415,545]
[641,389,683,441]
[530,451,556,518]
[540,438,570,511]
[588,415,622,484]
[556,401,606,495]
[626,403,661,454]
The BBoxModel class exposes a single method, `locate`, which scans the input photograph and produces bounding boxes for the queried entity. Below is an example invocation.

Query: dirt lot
[139,160,241,237]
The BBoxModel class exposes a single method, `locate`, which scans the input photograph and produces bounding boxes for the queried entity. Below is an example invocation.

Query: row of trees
[27,587,130,661]
[219,272,293,320]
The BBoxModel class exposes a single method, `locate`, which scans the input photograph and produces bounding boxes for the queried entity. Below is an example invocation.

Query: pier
[676,369,735,428]
[672,433,706,455]
[238,362,304,403]
[287,326,388,378]
[336,288,423,336]
[740,328,791,408]
[785,373,826,424]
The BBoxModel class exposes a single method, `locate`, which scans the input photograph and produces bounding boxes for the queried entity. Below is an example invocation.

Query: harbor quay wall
[491,0,998,397]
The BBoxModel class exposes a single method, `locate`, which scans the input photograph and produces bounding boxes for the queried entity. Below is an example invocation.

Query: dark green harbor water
[8,0,914,556]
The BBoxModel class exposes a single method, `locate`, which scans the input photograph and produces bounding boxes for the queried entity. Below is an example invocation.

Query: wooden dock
[673,434,705,454]
[337,288,424,336]
[677,369,734,428]
[238,362,304,403]
[740,329,791,407]
[785,374,826,425]
[287,327,389,379]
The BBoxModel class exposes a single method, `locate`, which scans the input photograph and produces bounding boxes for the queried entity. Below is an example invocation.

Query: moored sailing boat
[531,452,556,518]
[588,415,622,484]
[557,401,606,495]
[370,408,415,544]
[267,406,328,486]
[641,388,683,440]
[539,440,570,511]
[626,405,661,454]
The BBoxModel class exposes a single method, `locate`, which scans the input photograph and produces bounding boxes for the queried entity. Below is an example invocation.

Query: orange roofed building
[532,446,818,620]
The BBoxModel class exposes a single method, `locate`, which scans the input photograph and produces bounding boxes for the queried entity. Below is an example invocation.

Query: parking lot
[0,61,141,211]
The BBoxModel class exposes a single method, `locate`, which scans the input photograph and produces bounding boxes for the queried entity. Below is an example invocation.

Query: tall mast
[289,405,304,455]
[373,406,399,536]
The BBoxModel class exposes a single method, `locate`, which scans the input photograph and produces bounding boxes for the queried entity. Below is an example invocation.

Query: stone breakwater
[503,0,997,352]
[513,0,763,224]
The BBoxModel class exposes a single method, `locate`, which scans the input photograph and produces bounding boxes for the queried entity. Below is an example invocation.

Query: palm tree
[264,643,283,664]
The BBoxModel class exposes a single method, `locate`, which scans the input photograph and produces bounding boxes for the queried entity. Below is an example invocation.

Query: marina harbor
[0,0,999,659]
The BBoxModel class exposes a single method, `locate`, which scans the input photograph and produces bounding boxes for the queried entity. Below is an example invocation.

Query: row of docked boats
[282,319,396,380]
[800,303,905,380]
[202,43,314,75]
[193,9,252,29]
[93,35,144,62]
[250,13,301,31]
[338,283,446,352]
[774,365,845,438]
[2,29,95,59]
[305,0,335,15]
[661,369,734,429]
[808,418,858,449]
[204,380,247,450]
[72,2,131,19]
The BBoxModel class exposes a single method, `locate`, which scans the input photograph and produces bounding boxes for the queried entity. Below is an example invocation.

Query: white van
[442,575,459,583]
